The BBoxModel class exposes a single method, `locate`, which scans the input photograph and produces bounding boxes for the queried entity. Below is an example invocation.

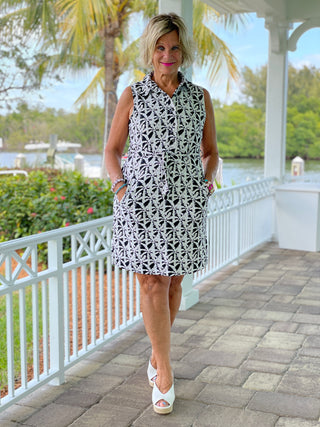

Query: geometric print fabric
[112,72,209,276]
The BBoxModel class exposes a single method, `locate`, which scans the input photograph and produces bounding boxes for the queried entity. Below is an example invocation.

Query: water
[1,151,319,185]
[222,158,320,186]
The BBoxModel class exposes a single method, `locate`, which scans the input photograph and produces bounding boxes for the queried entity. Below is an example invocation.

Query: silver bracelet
[111,178,125,193]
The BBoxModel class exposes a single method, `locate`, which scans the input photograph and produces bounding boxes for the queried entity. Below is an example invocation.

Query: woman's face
[152,30,183,76]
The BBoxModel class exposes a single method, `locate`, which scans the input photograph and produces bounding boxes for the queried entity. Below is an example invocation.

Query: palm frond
[131,0,157,17]
[115,37,140,71]
[24,0,57,36]
[193,0,247,89]
[132,68,145,83]
[218,12,249,31]
[74,66,104,108]
[55,0,109,51]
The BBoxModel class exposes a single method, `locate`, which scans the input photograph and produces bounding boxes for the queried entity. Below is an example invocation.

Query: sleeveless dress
[112,72,209,276]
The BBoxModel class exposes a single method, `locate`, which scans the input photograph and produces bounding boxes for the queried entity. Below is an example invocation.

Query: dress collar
[142,71,187,96]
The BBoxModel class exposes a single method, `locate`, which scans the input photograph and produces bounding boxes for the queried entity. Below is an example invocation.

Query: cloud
[290,53,320,69]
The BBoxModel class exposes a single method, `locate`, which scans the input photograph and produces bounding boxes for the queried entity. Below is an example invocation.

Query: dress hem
[112,260,207,277]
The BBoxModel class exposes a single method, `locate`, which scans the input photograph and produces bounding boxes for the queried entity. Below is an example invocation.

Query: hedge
[0,169,114,243]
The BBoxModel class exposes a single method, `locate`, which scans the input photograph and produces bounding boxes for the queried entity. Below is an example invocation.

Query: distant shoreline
[1,149,320,161]
[2,154,320,186]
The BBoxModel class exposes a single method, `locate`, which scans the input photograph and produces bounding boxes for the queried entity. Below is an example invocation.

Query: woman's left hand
[205,180,215,196]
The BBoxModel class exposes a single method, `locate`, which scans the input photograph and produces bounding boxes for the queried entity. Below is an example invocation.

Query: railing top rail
[215,177,278,195]
[0,215,114,251]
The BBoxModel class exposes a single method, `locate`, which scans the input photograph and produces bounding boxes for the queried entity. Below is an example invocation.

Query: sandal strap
[152,382,175,407]
[147,360,157,381]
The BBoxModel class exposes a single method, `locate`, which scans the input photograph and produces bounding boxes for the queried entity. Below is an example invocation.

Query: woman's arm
[201,89,219,184]
[104,86,133,199]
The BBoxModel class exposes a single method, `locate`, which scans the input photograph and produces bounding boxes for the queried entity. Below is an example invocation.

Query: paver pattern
[1,242,320,426]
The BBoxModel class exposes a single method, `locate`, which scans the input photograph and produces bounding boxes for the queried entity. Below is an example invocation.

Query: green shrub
[0,169,114,242]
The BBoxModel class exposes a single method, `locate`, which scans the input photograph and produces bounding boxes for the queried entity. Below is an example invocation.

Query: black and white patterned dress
[112,72,209,276]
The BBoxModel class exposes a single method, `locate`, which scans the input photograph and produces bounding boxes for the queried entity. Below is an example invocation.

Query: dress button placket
[161,97,177,195]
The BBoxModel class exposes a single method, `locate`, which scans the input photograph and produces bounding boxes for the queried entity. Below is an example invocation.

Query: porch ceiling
[203,0,320,23]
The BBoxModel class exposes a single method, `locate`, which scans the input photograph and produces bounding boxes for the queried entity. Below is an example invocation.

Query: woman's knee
[169,276,183,296]
[137,274,170,296]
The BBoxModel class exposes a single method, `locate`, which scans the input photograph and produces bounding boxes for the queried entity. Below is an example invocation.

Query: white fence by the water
[0,178,276,411]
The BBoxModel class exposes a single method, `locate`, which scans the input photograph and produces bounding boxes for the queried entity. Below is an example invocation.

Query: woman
[105,13,219,415]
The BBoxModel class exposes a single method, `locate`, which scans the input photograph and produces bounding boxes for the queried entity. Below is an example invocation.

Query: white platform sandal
[152,382,175,415]
[147,360,157,387]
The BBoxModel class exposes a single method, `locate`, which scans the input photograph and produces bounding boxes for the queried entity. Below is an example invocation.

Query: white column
[159,0,198,310]
[179,273,199,311]
[159,0,192,19]
[264,18,289,180]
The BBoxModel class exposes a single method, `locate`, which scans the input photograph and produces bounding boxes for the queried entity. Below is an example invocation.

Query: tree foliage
[239,64,320,159]
[241,65,267,110]
[215,102,265,158]
[0,103,105,151]
[0,31,51,110]
[241,64,320,110]
[0,1,61,109]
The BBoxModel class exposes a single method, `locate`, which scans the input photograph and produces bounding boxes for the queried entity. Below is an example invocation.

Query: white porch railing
[0,177,276,411]
[194,177,276,284]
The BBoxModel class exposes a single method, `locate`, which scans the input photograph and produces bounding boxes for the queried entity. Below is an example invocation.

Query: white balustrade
[194,178,276,284]
[0,178,276,411]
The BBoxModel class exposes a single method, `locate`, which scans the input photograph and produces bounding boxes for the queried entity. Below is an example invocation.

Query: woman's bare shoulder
[202,88,211,101]
[115,86,134,119]
[202,88,214,111]
[118,86,133,104]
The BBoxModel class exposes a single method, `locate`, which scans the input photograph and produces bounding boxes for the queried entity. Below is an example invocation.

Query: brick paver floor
[1,242,320,426]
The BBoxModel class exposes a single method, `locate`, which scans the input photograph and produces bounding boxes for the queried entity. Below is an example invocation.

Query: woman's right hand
[117,185,127,202]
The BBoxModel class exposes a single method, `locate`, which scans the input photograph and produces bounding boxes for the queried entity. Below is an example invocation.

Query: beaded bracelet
[111,178,125,193]
[115,183,127,195]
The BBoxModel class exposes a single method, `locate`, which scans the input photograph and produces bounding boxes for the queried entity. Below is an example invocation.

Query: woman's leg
[168,275,184,326]
[137,273,173,405]
[149,275,184,368]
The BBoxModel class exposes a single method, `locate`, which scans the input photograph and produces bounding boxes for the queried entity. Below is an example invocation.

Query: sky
[32,13,320,112]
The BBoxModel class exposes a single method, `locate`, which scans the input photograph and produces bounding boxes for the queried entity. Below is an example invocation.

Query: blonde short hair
[140,13,194,69]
